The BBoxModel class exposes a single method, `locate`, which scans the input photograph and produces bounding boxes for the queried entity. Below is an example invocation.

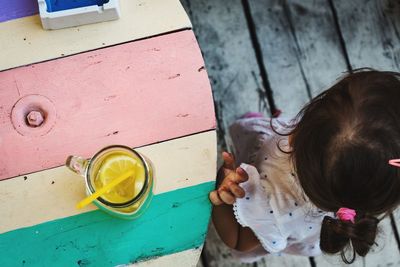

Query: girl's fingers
[219,190,236,205]
[228,182,246,198]
[209,190,224,205]
[222,151,235,170]
[232,167,249,184]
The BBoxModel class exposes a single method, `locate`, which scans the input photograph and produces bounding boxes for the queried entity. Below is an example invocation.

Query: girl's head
[289,70,400,263]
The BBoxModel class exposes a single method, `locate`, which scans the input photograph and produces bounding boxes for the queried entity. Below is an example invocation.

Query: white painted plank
[0,131,217,234]
[129,248,202,267]
[0,0,191,71]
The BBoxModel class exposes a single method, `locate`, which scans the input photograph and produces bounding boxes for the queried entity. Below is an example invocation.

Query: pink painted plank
[0,30,215,180]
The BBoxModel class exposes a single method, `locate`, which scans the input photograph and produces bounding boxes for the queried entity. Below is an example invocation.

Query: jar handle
[66,156,88,177]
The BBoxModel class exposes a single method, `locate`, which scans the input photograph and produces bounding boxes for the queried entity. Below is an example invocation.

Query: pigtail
[320,214,379,264]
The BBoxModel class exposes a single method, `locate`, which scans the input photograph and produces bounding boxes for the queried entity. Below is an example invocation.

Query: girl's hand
[209,152,249,205]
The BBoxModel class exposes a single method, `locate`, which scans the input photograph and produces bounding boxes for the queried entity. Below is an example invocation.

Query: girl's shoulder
[229,116,309,211]
[229,116,292,165]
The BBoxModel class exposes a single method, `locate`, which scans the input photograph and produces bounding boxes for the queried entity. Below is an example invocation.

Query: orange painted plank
[0,30,215,180]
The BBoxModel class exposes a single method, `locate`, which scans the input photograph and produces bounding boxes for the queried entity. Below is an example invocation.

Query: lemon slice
[95,154,139,203]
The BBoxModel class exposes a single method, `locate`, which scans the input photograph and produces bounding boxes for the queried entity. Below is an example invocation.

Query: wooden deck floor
[180,0,400,266]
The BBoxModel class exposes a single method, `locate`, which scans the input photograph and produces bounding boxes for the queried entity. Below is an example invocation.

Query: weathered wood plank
[181,0,269,152]
[0,30,214,180]
[279,0,349,97]
[196,254,205,267]
[181,0,271,266]
[366,217,400,266]
[202,223,254,267]
[248,0,348,118]
[312,217,399,267]
[204,224,310,267]
[258,255,313,267]
[332,0,400,71]
[247,0,307,119]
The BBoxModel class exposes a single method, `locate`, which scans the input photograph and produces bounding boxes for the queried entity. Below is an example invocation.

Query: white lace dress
[228,117,332,262]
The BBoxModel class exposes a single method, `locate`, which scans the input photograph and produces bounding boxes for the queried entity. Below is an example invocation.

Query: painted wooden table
[0,1,217,266]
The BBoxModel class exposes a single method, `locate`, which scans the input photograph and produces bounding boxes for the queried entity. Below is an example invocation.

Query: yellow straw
[76,169,135,209]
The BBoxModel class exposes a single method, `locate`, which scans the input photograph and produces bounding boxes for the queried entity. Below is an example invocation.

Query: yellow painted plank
[0,0,192,71]
[0,131,217,234]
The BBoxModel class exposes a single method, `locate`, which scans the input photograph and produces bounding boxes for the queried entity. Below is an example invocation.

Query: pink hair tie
[336,207,356,223]
[389,159,400,167]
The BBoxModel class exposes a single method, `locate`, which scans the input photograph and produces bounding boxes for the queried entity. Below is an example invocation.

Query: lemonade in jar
[66,145,153,219]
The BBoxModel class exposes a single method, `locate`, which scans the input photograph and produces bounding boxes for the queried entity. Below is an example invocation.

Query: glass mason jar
[66,145,153,219]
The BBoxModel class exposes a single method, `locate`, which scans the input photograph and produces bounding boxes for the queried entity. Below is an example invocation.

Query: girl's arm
[209,153,262,252]
[212,203,261,251]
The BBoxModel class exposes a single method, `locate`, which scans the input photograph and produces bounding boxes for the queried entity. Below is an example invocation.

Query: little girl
[209,70,400,264]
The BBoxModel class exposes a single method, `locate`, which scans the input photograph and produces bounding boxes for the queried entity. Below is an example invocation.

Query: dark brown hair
[289,70,400,263]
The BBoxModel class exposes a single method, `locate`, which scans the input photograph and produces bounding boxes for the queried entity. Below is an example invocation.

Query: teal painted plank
[0,182,214,267]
